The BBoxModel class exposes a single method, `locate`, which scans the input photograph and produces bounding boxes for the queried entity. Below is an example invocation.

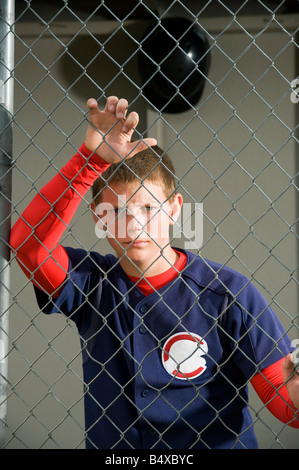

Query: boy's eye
[142,205,159,213]
[105,207,124,218]
[106,207,119,214]
[109,205,159,216]
[112,207,125,215]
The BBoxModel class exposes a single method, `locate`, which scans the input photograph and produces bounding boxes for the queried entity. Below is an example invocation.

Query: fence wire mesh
[0,0,298,449]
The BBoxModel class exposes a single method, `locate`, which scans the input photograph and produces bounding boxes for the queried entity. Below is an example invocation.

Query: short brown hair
[91,145,176,205]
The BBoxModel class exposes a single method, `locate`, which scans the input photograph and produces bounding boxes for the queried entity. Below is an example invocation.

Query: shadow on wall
[57,23,150,131]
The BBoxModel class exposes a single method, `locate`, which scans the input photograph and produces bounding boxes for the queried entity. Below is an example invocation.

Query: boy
[10,96,299,449]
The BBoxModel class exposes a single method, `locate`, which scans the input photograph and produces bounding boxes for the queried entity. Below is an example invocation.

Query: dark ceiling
[14,0,299,23]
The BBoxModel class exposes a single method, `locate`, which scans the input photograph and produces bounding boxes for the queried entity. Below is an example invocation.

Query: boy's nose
[127,216,142,231]
[126,212,145,237]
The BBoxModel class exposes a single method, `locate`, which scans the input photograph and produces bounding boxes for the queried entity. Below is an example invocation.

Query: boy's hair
[92,145,177,205]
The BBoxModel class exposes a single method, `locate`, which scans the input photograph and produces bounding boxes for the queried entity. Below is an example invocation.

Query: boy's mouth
[125,240,148,247]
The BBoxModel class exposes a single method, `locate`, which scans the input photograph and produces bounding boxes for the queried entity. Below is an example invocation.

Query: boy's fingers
[123,111,139,133]
[105,95,119,113]
[88,96,132,123]
[86,98,98,110]
[283,354,296,381]
[115,98,129,120]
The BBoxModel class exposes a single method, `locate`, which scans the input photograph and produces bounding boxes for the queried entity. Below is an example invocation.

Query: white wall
[6,16,298,448]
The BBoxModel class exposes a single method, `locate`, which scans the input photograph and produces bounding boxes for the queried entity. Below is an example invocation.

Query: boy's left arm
[251,356,299,428]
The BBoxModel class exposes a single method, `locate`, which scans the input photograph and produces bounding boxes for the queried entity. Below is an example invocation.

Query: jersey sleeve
[218,278,294,380]
[33,247,106,336]
[10,143,110,297]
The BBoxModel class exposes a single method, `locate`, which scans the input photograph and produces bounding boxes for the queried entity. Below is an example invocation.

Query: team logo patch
[162,332,208,380]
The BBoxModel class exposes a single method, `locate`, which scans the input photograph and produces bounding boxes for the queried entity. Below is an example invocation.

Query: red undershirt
[127,249,187,296]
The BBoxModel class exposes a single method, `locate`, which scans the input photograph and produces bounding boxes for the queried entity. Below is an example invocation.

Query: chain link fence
[0,0,298,449]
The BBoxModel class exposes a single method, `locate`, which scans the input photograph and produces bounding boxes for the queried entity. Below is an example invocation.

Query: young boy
[10,96,299,449]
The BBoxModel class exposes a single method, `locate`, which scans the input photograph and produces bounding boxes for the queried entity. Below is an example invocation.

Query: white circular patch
[162,332,208,380]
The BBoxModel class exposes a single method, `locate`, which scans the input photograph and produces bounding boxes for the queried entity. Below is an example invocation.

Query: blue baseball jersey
[34,248,293,449]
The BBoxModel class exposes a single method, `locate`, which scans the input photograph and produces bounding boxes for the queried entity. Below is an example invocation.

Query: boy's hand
[85,96,157,163]
[283,354,299,410]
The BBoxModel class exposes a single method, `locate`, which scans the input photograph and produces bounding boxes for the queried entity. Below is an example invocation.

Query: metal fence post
[0,0,14,447]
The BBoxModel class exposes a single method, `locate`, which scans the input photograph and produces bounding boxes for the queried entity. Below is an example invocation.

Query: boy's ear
[169,193,183,225]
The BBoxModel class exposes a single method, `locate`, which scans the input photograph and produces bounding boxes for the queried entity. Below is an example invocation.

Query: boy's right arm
[9,96,157,297]
[9,142,110,297]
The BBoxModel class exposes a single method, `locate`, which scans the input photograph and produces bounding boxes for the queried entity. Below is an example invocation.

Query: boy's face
[93,180,182,270]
